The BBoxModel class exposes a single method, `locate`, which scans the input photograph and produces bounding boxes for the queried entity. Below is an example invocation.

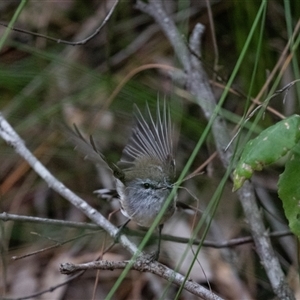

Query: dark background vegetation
[0,1,299,299]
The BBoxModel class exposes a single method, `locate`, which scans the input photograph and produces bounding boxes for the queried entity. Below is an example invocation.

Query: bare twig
[0,0,119,46]
[1,271,85,300]
[60,258,223,300]
[225,79,300,151]
[11,232,97,260]
[0,212,101,230]
[0,212,292,249]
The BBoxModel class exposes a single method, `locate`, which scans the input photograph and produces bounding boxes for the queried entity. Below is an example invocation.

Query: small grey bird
[68,101,177,259]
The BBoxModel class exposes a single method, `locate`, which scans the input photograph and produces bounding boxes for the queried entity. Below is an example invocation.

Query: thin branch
[3,242,117,300]
[60,258,224,300]
[0,0,119,46]
[10,231,105,261]
[0,212,101,230]
[0,212,292,249]
[224,79,300,151]
[1,271,85,300]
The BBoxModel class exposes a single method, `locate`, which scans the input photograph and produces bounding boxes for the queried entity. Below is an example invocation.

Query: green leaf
[278,143,300,237]
[233,115,300,191]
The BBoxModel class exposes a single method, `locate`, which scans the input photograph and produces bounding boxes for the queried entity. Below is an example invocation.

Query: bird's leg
[149,223,164,261]
[115,218,130,242]
[157,223,164,260]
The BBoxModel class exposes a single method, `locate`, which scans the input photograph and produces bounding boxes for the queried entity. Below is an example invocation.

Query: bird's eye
[143,183,150,189]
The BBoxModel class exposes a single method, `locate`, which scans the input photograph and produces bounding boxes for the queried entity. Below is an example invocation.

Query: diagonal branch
[0,112,136,255]
[0,113,222,300]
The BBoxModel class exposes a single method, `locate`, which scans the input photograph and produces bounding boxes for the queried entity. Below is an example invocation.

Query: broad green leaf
[278,143,300,237]
[233,115,300,191]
